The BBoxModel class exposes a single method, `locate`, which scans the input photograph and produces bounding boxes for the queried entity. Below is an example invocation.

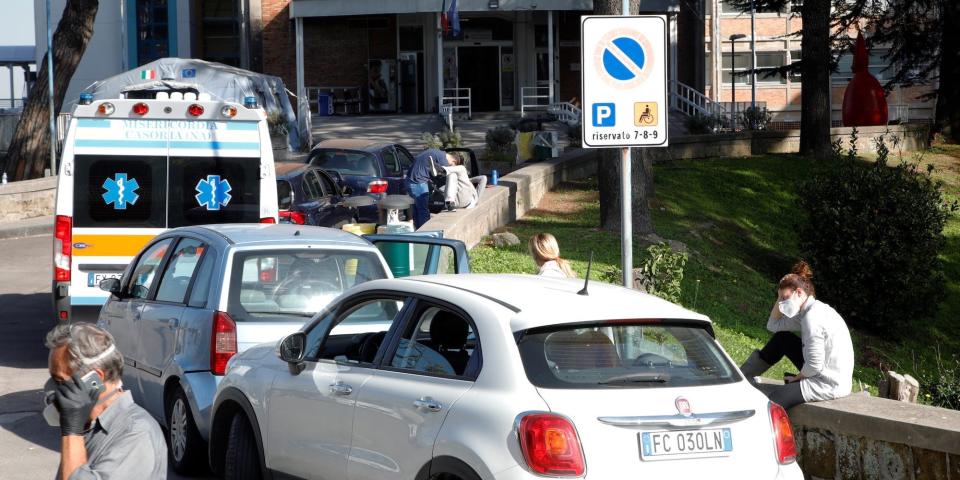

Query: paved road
[0,234,208,479]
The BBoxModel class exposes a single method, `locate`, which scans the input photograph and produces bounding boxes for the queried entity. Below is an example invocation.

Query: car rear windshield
[516,321,740,389]
[227,249,387,322]
[310,149,380,176]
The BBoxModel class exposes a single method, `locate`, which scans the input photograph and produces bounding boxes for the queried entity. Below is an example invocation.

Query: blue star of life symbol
[195,175,232,210]
[101,173,140,210]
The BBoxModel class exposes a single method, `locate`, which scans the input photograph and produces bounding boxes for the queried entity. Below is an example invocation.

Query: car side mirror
[277,332,307,374]
[99,278,123,297]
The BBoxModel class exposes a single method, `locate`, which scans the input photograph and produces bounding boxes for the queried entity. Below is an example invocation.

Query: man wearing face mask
[44,323,166,479]
[739,260,855,409]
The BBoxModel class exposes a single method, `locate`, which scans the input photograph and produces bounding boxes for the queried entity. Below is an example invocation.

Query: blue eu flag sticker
[181,68,197,79]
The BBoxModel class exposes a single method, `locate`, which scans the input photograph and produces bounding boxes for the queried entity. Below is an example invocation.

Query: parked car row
[97,223,802,480]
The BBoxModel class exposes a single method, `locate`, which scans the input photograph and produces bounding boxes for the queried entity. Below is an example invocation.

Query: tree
[869,0,959,142]
[5,0,99,181]
[593,0,655,234]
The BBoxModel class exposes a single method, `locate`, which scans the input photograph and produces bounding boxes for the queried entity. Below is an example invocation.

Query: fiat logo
[675,397,692,417]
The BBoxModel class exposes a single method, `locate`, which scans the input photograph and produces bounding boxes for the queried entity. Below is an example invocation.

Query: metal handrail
[521,86,551,117]
[670,81,728,119]
[442,88,471,120]
[547,102,582,126]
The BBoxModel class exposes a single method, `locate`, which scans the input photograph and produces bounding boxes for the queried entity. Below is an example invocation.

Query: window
[128,239,173,299]
[720,0,785,14]
[789,49,802,83]
[303,171,324,200]
[316,170,337,197]
[390,306,479,378]
[721,51,786,84]
[397,147,414,171]
[516,321,739,389]
[228,250,388,322]
[382,147,403,177]
[304,297,407,362]
[73,155,167,228]
[277,180,294,210]
[155,239,205,303]
[167,156,261,227]
[372,241,458,277]
[310,149,380,177]
[136,0,170,65]
[188,249,216,308]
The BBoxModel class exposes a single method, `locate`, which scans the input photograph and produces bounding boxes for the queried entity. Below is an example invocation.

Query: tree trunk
[934,0,960,142]
[593,0,655,234]
[6,0,99,181]
[798,0,833,158]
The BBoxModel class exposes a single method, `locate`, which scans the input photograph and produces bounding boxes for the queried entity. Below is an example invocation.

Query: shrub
[421,128,463,150]
[485,126,514,154]
[685,113,722,135]
[566,123,582,148]
[739,106,772,131]
[918,352,960,410]
[598,243,688,304]
[266,110,288,137]
[796,132,958,333]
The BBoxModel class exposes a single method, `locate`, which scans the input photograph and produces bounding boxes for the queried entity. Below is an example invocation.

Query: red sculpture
[842,33,888,126]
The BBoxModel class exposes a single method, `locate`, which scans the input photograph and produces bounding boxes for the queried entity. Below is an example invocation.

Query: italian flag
[140,70,156,80]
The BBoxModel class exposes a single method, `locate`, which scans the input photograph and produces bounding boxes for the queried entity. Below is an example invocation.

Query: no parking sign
[581,16,668,148]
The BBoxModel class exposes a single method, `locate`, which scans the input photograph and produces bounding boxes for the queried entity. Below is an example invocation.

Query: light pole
[729,33,746,130]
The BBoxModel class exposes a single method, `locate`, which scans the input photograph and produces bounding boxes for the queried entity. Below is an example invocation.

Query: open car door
[365,232,470,277]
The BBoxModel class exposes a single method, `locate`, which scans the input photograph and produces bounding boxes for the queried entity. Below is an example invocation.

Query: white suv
[209,274,803,480]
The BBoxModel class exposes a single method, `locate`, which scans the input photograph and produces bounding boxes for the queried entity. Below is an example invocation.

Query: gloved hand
[54,373,103,436]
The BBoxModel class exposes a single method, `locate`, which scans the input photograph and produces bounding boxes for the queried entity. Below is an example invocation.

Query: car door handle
[329,382,353,396]
[413,397,443,412]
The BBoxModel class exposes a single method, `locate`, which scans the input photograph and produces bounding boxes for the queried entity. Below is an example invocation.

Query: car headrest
[429,311,469,350]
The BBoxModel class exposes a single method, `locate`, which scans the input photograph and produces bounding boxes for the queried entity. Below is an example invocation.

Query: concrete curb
[0,215,53,240]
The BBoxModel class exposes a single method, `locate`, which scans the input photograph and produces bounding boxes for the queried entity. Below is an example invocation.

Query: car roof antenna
[577,251,594,296]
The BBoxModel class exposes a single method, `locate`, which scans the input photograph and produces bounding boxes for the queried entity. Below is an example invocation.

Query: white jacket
[538,260,571,278]
[767,297,854,402]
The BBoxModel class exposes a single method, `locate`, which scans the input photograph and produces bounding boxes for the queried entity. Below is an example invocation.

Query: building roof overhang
[290,0,600,18]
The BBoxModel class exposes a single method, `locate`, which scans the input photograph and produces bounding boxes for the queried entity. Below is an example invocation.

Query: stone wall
[0,176,57,223]
[790,395,960,480]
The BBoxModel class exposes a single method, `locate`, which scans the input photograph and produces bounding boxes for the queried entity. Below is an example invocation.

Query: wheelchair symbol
[634,102,658,127]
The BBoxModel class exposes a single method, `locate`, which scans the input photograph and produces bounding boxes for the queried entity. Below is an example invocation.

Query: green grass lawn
[470,145,960,395]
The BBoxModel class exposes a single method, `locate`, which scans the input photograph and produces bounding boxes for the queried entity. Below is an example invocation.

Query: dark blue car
[275,163,356,227]
[307,139,415,222]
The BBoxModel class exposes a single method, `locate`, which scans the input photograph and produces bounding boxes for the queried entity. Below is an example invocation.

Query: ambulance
[53,90,279,322]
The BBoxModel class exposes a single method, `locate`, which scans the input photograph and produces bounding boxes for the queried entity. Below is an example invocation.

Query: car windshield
[516,321,739,389]
[227,249,387,321]
[310,149,379,176]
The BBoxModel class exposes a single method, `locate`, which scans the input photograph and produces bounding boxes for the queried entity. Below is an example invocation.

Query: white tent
[81,57,306,151]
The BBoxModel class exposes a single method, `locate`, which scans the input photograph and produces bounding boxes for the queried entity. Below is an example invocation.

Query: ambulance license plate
[640,428,733,460]
[88,272,123,287]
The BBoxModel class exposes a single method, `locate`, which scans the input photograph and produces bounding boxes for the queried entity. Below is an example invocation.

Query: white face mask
[778,292,804,318]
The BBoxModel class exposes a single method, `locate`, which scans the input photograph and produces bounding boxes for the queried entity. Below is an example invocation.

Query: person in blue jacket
[406,148,452,228]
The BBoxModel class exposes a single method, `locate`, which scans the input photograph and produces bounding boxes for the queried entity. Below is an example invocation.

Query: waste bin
[532,131,558,160]
[317,93,333,116]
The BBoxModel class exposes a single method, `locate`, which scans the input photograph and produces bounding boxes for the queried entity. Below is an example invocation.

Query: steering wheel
[272,278,341,301]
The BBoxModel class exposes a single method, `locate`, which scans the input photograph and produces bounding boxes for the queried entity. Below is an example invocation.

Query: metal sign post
[581,13,669,289]
[46,0,56,177]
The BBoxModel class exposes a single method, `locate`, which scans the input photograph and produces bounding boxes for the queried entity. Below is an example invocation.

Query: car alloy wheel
[170,396,189,462]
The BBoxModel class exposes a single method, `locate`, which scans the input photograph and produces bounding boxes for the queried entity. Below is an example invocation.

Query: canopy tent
[80,57,305,151]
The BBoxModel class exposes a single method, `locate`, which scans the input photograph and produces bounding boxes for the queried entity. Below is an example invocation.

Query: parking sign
[581,16,668,148]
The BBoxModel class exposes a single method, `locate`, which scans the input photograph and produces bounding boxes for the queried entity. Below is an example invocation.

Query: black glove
[54,373,103,436]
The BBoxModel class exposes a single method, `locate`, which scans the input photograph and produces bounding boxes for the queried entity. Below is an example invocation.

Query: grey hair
[45,323,124,383]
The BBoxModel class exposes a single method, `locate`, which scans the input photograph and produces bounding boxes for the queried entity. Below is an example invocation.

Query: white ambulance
[53,92,278,322]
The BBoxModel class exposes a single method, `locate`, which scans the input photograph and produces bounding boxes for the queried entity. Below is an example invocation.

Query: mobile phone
[80,370,104,393]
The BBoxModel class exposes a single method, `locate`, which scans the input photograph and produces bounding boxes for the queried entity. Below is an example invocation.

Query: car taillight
[211,311,237,375]
[770,402,797,464]
[367,179,389,194]
[54,215,72,282]
[279,210,306,225]
[259,217,277,224]
[518,413,585,476]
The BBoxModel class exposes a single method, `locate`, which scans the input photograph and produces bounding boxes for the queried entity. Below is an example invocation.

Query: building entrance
[457,46,500,112]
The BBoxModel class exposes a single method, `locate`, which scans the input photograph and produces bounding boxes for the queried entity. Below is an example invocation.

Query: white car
[208,274,803,480]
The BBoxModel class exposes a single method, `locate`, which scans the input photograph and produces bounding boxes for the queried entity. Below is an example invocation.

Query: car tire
[224,414,262,480]
[167,387,206,474]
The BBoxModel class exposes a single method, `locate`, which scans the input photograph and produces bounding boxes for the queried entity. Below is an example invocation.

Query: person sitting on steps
[442,154,486,212]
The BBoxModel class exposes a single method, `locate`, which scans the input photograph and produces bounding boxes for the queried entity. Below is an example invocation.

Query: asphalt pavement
[0,234,207,479]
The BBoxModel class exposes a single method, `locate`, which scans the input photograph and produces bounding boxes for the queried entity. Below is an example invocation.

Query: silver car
[97,223,469,474]
[209,274,803,480]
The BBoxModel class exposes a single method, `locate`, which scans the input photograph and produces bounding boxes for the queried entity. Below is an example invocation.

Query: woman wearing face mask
[739,260,855,409]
